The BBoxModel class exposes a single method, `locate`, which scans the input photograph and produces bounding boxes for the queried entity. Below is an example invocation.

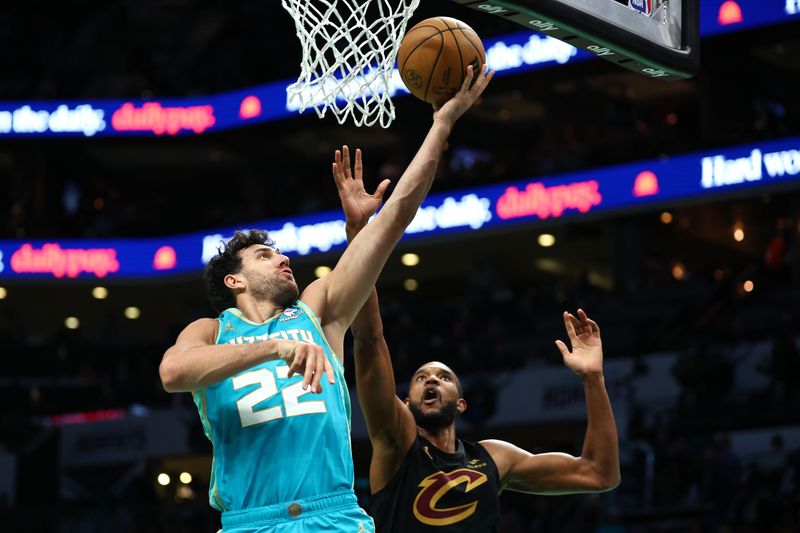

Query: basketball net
[281,0,420,128]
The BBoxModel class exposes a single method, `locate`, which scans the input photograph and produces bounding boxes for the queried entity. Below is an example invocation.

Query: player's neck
[235,296,285,323]
[417,425,458,454]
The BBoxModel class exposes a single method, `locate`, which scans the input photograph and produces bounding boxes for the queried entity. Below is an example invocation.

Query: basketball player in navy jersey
[337,166,620,532]
[159,65,494,533]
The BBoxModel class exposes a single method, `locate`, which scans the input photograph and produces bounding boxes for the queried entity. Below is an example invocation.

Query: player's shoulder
[478,439,522,481]
[478,438,518,451]
[299,279,327,319]
[478,439,528,462]
[189,316,221,328]
[178,317,220,342]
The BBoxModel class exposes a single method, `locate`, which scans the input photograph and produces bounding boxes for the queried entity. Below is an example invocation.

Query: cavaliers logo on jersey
[412,468,488,526]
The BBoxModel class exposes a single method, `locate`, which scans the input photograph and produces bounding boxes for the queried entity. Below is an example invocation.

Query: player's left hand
[333,145,391,227]
[555,309,604,378]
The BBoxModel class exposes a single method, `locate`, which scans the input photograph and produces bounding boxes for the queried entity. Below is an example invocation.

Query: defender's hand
[332,145,391,227]
[555,309,604,378]
[275,339,335,393]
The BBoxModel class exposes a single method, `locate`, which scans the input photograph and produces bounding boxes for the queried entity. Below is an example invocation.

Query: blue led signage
[1,135,798,279]
[0,0,795,138]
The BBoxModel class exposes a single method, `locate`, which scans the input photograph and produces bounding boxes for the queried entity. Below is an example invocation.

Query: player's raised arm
[333,152,418,488]
[302,65,493,336]
[481,309,621,494]
[159,318,334,394]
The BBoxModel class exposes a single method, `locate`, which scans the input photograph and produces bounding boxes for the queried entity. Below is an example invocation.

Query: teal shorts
[221,490,374,533]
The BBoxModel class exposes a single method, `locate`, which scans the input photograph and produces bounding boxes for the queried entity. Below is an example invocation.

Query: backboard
[451,0,699,80]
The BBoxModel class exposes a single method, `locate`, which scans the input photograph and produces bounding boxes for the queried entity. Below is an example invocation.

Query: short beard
[251,276,299,308]
[409,399,459,432]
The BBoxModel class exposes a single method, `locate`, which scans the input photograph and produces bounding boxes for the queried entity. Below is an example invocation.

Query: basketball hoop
[281,0,420,128]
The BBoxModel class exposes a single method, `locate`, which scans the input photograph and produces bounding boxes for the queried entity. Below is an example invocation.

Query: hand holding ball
[397,17,486,107]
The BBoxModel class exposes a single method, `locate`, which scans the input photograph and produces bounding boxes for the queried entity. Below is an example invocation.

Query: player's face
[238,245,299,306]
[406,362,465,430]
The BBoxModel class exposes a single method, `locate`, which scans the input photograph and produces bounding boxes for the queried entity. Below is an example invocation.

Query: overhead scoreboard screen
[453,0,699,80]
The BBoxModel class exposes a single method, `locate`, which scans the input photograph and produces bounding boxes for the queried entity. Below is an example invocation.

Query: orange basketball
[397,17,486,107]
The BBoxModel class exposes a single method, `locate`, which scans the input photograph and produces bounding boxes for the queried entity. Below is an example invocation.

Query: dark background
[1,1,799,532]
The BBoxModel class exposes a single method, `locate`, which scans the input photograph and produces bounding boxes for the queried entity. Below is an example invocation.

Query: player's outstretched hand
[332,145,391,227]
[555,309,604,378]
[432,64,494,127]
[276,340,335,393]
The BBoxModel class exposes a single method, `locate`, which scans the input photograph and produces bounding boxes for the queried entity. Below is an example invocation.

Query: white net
[281,0,420,128]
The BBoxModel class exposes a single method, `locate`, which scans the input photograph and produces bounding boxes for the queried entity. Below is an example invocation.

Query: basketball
[397,17,486,107]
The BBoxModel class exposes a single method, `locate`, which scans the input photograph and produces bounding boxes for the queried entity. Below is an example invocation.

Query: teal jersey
[192,300,353,512]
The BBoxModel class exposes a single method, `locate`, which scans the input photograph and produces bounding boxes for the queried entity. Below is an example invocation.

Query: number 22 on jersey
[232,365,327,428]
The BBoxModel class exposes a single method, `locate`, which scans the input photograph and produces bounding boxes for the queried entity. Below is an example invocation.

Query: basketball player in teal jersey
[338,170,620,532]
[159,65,494,533]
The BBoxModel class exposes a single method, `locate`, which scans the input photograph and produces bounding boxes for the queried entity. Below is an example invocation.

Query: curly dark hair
[204,229,275,314]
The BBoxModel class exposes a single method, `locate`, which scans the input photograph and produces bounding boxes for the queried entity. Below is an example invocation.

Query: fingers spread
[325,357,335,384]
[460,65,474,93]
[563,311,577,337]
[309,351,323,394]
[342,146,352,181]
[332,163,345,189]
[354,148,363,181]
[568,313,583,334]
[374,179,391,201]
[472,65,494,96]
[303,349,315,391]
[555,339,570,358]
[289,350,305,381]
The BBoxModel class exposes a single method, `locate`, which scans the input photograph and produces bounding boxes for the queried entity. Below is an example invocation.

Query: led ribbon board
[1,135,798,279]
[0,0,795,138]
[451,0,700,80]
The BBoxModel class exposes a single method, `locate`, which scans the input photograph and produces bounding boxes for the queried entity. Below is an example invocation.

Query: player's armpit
[480,439,620,495]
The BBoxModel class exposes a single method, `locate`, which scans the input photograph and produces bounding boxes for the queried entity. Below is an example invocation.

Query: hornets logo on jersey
[192,300,354,512]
